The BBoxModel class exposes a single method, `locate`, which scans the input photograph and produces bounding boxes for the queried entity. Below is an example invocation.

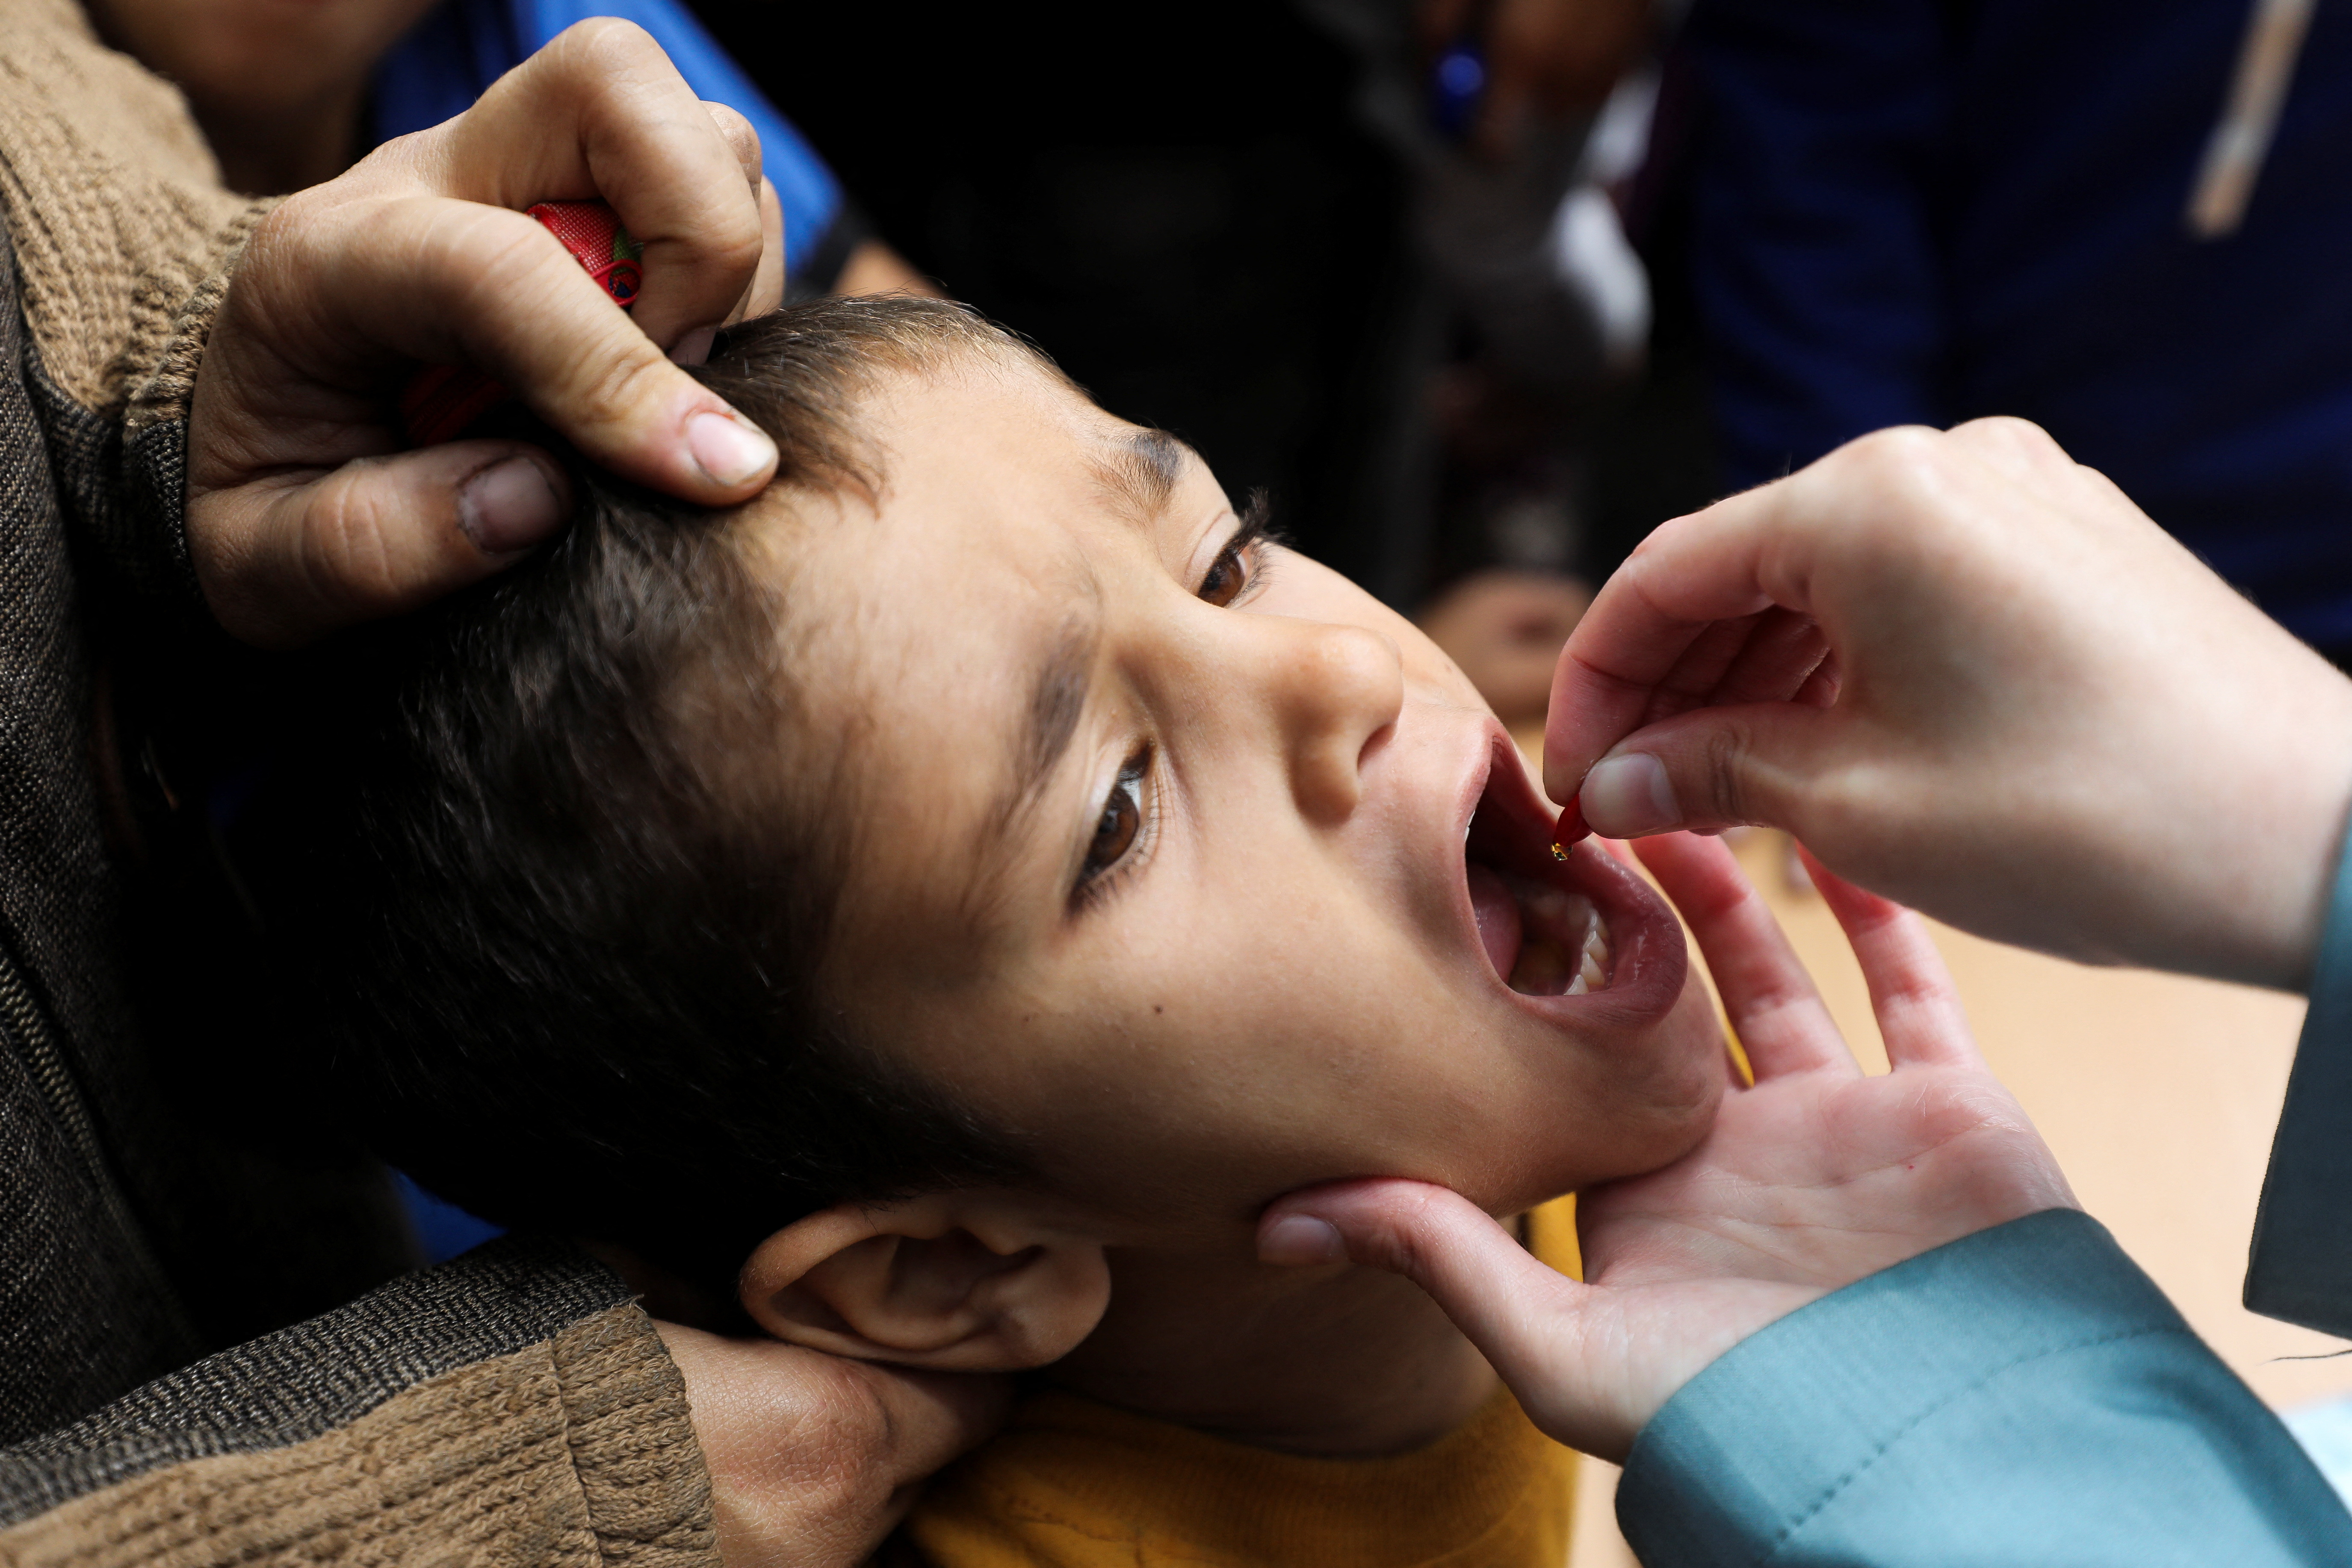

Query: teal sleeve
[2246,809,2352,1335]
[1616,1209,2352,1566]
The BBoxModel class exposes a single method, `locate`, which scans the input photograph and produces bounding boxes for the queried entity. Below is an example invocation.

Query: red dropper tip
[1548,795,1590,860]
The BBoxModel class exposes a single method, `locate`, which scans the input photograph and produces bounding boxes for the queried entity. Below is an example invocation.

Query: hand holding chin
[1258,832,2074,1460]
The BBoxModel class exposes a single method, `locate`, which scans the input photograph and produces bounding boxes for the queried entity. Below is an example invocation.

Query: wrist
[2273,760,2352,994]
[2224,672,2352,992]
[2081,643,2352,991]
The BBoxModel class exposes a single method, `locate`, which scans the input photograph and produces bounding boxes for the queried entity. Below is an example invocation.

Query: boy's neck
[1043,1236,1500,1457]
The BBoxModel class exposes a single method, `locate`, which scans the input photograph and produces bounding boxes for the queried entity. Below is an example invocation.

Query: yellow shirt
[900,1199,1581,1568]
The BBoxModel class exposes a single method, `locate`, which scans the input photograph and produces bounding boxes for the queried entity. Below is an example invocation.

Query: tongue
[1466,860,1523,981]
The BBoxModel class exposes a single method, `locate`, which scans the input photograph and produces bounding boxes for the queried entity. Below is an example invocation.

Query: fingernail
[669,325,718,366]
[1258,1214,1346,1267]
[687,409,776,488]
[1582,752,1678,836]
[458,456,564,554]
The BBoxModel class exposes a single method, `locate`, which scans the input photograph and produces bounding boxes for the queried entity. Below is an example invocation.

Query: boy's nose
[1260,618,1406,825]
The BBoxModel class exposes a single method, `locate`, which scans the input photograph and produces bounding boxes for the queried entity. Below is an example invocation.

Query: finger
[429,18,764,350]
[676,172,780,363]
[1575,700,1841,839]
[1542,508,1783,802]
[851,1361,1016,1488]
[702,99,764,192]
[1799,845,1984,1070]
[735,177,786,325]
[681,114,778,356]
[1634,607,1831,729]
[192,442,570,647]
[288,195,776,503]
[1705,608,1829,708]
[1943,415,2079,488]
[1259,1179,1588,1427]
[1543,431,1951,802]
[1634,832,1859,1078]
[1635,610,1767,727]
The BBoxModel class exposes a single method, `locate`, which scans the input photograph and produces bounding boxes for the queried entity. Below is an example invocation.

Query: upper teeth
[1566,921,1611,996]
[1504,879,1612,998]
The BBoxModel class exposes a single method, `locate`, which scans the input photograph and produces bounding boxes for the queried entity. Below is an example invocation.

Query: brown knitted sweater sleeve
[0,0,274,603]
[0,1305,710,1568]
[0,1241,720,1568]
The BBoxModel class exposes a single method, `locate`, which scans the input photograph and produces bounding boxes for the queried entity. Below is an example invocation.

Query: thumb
[1575,701,1839,839]
[192,442,570,648]
[1260,1180,1599,1439]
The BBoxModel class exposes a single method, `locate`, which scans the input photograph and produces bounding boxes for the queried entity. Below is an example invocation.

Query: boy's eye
[1197,493,1276,608]
[1079,754,1149,888]
[1199,543,1250,608]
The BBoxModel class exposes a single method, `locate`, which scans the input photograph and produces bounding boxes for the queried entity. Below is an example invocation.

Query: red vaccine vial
[400,201,643,446]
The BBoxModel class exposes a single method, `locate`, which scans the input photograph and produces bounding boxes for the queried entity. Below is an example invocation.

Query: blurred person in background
[1686,0,2352,664]
[1319,0,1657,731]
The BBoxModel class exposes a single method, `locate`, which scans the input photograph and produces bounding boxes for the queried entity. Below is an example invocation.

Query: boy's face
[772,357,1724,1241]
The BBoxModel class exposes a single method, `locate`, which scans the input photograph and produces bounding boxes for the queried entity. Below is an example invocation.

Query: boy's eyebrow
[1093,429,1191,524]
[988,429,1184,846]
[987,611,1100,852]
[966,431,1190,924]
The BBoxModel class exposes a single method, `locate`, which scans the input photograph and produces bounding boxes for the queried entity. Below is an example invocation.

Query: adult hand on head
[1258,833,2075,1461]
[187,18,789,648]
[1546,418,2352,990]
[656,1323,1010,1567]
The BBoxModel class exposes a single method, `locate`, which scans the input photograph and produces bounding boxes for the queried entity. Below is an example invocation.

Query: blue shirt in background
[371,0,845,285]
[1687,0,2352,649]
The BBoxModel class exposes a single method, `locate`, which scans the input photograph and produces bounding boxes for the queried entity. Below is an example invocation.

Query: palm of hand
[1556,1049,2073,1455]
[1593,1059,2069,1293]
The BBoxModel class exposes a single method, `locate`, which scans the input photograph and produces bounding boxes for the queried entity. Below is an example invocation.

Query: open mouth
[1466,754,1612,996]
[1470,859,1610,995]
[1454,731,1681,1019]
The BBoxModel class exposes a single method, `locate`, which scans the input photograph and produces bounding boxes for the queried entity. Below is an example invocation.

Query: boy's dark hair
[244,298,1037,1288]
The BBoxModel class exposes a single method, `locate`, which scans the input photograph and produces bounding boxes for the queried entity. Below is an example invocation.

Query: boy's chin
[1485,992,1731,1215]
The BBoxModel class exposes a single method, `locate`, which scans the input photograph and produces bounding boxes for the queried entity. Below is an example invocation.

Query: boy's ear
[740,1193,1111,1372]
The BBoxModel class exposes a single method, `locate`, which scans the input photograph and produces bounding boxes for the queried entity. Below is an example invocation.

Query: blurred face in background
[89,0,439,192]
